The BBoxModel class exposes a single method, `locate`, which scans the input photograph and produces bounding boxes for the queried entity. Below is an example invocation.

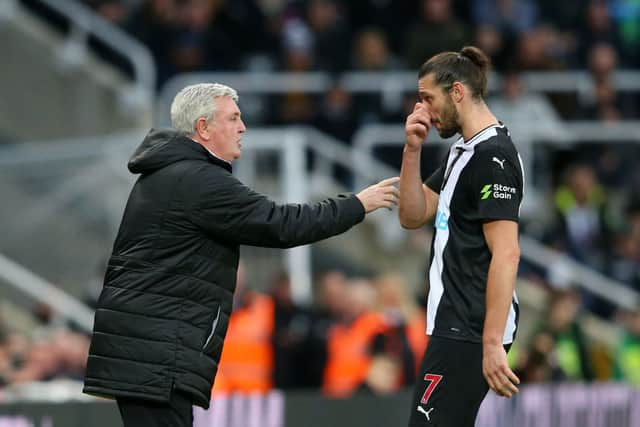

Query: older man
[83,83,399,427]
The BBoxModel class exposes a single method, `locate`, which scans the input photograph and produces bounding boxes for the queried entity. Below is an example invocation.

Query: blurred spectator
[370,273,427,390]
[351,28,401,71]
[403,0,468,68]
[488,69,562,128]
[538,0,586,65]
[609,0,640,66]
[347,0,419,54]
[3,330,89,385]
[577,1,622,66]
[594,146,626,188]
[551,163,613,272]
[314,83,358,142]
[472,0,539,37]
[613,306,640,385]
[610,232,640,291]
[578,78,626,122]
[589,42,618,83]
[221,0,277,64]
[213,264,275,395]
[301,270,349,388]
[306,0,351,72]
[126,0,180,86]
[322,278,387,397]
[269,272,316,389]
[516,329,563,382]
[538,0,586,34]
[513,25,565,70]
[579,43,637,120]
[610,201,640,291]
[473,25,509,70]
[281,17,314,71]
[520,288,594,382]
[276,92,316,125]
[169,0,240,72]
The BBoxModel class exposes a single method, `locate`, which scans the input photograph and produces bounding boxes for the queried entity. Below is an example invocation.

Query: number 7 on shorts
[420,374,443,405]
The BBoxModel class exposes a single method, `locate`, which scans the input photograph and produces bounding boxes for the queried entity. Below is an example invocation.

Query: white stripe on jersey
[502,152,526,344]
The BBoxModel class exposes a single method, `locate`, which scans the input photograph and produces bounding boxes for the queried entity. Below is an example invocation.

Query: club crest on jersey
[480,184,516,200]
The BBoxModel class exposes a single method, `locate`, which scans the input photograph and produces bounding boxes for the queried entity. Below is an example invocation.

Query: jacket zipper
[202,306,221,351]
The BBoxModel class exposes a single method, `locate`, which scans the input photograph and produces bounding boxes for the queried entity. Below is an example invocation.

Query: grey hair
[170,83,239,135]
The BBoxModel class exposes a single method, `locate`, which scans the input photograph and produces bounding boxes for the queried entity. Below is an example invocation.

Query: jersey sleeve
[424,165,444,193]
[473,148,523,222]
[424,152,449,194]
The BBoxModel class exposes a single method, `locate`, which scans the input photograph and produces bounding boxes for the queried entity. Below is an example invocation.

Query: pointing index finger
[377,176,400,186]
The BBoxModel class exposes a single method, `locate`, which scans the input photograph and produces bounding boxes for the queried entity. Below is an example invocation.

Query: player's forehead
[418,73,439,96]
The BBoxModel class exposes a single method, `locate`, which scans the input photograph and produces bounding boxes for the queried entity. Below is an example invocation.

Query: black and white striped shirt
[424,123,524,344]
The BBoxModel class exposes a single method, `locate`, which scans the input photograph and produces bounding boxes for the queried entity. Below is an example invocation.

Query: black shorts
[408,336,509,427]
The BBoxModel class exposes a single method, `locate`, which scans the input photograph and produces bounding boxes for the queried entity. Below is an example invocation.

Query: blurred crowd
[71,0,640,135]
[535,156,640,310]
[0,304,89,388]
[3,262,640,397]
[84,0,640,75]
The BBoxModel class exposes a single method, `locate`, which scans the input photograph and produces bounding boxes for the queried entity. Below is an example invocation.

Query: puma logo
[416,406,434,421]
[492,157,505,169]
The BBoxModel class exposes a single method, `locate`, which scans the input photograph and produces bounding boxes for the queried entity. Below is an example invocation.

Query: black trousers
[116,389,193,427]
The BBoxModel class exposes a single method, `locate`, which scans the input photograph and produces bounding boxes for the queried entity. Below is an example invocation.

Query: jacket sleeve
[187,167,366,248]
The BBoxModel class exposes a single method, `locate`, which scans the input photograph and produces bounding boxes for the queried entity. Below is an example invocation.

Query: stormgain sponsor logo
[481,184,516,200]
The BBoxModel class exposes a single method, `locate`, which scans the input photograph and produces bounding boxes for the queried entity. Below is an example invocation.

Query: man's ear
[195,117,210,140]
[451,81,465,103]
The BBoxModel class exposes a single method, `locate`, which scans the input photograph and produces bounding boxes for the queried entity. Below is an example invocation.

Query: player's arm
[482,220,520,397]
[399,103,438,228]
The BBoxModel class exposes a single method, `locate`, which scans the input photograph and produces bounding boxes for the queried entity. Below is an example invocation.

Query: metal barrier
[0,253,94,332]
[20,0,155,113]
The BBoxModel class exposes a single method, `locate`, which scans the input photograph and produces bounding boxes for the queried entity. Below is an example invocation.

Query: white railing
[519,236,640,310]
[0,253,94,332]
[22,0,155,112]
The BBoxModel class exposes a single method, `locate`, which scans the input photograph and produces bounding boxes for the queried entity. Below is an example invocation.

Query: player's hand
[405,103,431,152]
[482,343,520,398]
[356,177,400,213]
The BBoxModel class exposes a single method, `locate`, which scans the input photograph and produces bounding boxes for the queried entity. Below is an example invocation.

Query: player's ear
[451,82,464,103]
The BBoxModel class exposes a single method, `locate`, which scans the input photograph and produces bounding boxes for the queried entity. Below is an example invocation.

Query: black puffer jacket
[83,129,365,408]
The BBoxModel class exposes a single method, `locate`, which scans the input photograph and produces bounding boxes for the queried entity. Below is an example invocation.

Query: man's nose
[239,120,246,133]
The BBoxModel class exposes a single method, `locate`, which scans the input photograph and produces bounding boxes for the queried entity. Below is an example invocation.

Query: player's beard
[436,95,461,139]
